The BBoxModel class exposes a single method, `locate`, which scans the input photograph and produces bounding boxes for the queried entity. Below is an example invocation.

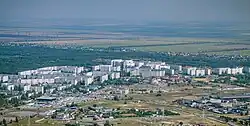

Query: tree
[15,117,19,122]
[232,118,237,122]
[156,93,161,96]
[245,111,249,116]
[113,95,119,101]
[104,120,111,126]
[21,94,28,100]
[239,120,244,125]
[2,119,6,126]
[93,123,99,126]
[179,122,183,126]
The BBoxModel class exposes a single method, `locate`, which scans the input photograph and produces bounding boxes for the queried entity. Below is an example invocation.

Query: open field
[1,21,250,55]
[9,117,64,126]
[76,84,236,125]
[9,37,250,54]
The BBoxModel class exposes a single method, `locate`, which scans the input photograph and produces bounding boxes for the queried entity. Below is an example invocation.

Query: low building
[7,84,15,91]
[2,75,9,82]
[36,96,56,104]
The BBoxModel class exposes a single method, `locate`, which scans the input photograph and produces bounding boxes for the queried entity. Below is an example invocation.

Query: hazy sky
[1,0,250,23]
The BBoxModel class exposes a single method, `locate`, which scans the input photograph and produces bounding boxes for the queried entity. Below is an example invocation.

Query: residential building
[111,59,123,67]
[205,68,212,75]
[166,69,175,75]
[139,66,151,78]
[84,76,94,85]
[7,84,14,91]
[195,69,205,77]
[92,65,100,71]
[20,78,55,85]
[2,75,9,82]
[100,74,109,83]
[151,70,165,77]
[23,84,31,92]
[170,65,182,72]
[123,60,135,69]
[99,65,112,72]
[130,69,140,76]
[183,67,197,75]
[32,86,44,94]
[112,66,121,72]
[110,72,121,79]
[243,67,250,73]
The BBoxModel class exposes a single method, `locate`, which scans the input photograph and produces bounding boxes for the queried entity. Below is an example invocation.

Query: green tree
[104,120,111,126]
[2,119,6,126]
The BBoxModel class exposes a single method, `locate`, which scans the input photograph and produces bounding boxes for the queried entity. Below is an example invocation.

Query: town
[1,58,250,125]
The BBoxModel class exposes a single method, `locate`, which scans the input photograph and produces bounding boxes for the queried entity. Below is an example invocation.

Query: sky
[0,0,250,23]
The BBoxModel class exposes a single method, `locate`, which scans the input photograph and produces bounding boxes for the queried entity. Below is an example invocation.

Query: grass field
[10,117,64,126]
[11,37,250,55]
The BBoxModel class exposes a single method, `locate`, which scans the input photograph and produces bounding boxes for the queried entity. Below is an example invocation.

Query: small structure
[36,96,56,104]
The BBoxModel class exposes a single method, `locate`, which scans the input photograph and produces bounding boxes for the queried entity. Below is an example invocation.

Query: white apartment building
[135,62,144,68]
[21,78,55,85]
[159,65,171,69]
[183,67,197,75]
[23,84,31,92]
[111,59,123,67]
[213,67,243,75]
[84,76,94,85]
[0,75,9,83]
[110,72,121,79]
[112,66,121,72]
[92,65,100,71]
[151,70,165,77]
[145,62,166,70]
[205,68,212,75]
[195,69,205,77]
[99,65,112,72]
[170,65,182,72]
[100,74,109,83]
[123,60,135,68]
[7,84,15,91]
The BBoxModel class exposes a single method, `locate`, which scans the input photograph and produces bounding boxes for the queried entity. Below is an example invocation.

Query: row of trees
[2,44,250,74]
